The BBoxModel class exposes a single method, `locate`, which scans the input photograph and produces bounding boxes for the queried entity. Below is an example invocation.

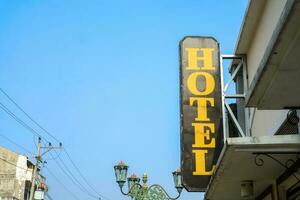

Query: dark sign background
[179,36,223,192]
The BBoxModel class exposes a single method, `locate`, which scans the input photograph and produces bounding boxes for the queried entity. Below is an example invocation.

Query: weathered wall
[0,147,32,200]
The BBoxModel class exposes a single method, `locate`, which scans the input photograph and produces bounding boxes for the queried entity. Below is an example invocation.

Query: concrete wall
[0,147,32,200]
[245,0,289,137]
[251,110,289,137]
[246,0,287,84]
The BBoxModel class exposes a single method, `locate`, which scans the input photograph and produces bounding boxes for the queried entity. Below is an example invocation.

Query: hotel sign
[179,36,223,191]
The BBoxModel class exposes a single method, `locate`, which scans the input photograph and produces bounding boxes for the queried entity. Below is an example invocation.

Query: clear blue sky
[0,1,247,199]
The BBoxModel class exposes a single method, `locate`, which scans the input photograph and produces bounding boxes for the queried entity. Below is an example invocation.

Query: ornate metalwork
[147,185,168,200]
[253,153,300,181]
[254,154,265,167]
[120,183,180,200]
[147,184,180,200]
[114,163,183,200]
[129,184,144,199]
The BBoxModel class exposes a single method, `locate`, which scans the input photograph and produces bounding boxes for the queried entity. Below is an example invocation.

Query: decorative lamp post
[114,162,183,200]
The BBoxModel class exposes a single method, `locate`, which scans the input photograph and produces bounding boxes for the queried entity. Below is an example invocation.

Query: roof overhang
[234,0,300,109]
[233,0,266,55]
[204,135,300,200]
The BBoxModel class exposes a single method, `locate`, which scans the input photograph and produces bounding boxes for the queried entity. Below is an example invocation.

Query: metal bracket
[221,54,250,141]
[253,153,300,181]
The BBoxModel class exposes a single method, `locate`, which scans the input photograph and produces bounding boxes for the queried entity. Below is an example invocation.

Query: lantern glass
[127,178,134,191]
[128,174,140,190]
[128,174,140,197]
[114,161,128,188]
[172,170,183,193]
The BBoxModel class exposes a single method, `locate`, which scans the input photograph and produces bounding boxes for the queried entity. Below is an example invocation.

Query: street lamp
[114,161,183,200]
[114,161,128,188]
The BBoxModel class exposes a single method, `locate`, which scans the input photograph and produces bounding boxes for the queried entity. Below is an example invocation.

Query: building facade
[204,0,300,199]
[0,146,33,200]
[0,146,47,200]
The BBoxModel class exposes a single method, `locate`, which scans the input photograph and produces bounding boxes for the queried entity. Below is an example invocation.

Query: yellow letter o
[187,72,215,95]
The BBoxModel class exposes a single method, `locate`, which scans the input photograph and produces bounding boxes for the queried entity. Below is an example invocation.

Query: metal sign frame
[220,54,250,141]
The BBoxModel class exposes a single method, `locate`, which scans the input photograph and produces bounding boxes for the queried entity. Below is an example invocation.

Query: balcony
[203,52,300,199]
[205,135,300,200]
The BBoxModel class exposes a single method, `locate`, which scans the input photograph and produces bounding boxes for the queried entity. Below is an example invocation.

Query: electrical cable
[0,88,60,143]
[0,102,106,199]
[44,148,62,161]
[45,193,54,200]
[0,88,111,200]
[41,138,104,200]
[0,102,47,141]
[0,133,34,155]
[47,148,100,200]
[64,149,111,200]
[44,166,81,200]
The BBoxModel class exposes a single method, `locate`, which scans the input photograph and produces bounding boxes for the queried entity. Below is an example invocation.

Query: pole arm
[41,146,63,157]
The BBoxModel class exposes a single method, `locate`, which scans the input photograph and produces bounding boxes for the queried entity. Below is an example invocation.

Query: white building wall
[247,0,287,83]
[15,155,32,200]
[245,0,289,137]
[251,110,288,137]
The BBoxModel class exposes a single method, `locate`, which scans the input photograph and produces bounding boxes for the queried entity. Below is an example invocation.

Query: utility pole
[29,137,41,200]
[29,137,62,200]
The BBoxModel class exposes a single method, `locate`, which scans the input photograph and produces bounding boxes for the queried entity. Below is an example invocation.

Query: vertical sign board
[179,36,223,191]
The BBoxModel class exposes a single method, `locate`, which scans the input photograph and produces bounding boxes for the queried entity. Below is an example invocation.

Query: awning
[205,135,300,200]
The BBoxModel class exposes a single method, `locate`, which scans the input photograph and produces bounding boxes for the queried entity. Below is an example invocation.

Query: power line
[48,149,99,200]
[0,88,60,143]
[0,133,34,155]
[0,88,110,200]
[41,136,104,200]
[44,148,62,161]
[45,193,54,200]
[57,155,99,198]
[64,149,111,200]
[0,102,104,199]
[0,102,45,141]
[0,99,94,197]
[44,166,81,200]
